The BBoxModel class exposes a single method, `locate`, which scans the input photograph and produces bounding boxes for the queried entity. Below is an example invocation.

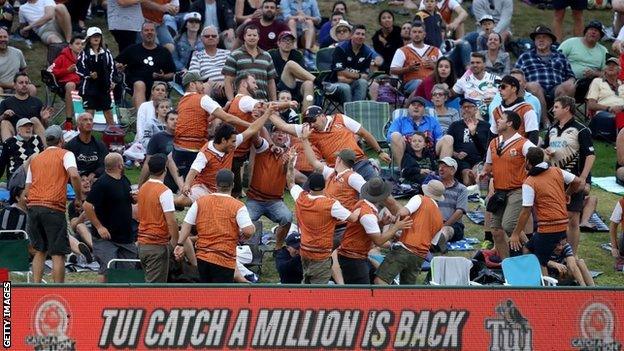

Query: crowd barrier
[3,284,623,350]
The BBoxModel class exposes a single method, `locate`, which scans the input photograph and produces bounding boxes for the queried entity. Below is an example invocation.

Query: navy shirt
[331,40,378,82]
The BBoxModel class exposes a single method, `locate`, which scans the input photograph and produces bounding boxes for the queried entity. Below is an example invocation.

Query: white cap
[184,12,202,22]
[438,156,458,169]
[86,27,102,38]
[479,15,495,24]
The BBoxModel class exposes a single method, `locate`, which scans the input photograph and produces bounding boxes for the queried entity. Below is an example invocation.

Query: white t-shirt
[521,165,576,206]
[611,201,623,223]
[321,166,366,193]
[360,200,381,235]
[289,184,352,221]
[238,95,261,113]
[26,147,77,183]
[184,193,252,227]
[418,0,461,12]
[146,179,175,212]
[485,133,535,164]
[190,134,246,172]
[452,71,499,102]
[390,44,442,70]
[293,114,361,137]
[200,94,221,114]
[18,0,55,25]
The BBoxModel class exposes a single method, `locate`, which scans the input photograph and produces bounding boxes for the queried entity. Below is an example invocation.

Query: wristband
[176,243,184,247]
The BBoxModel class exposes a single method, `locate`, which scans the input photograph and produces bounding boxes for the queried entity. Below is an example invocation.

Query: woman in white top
[135,81,168,144]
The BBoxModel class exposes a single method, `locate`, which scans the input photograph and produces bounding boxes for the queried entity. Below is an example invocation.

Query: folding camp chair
[343,101,391,148]
[106,258,145,283]
[502,254,558,286]
[429,256,481,286]
[315,47,335,71]
[71,90,120,131]
[312,47,344,113]
[0,230,32,282]
[42,43,68,124]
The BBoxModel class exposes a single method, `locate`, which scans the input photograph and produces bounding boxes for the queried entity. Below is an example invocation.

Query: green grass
[9,2,624,286]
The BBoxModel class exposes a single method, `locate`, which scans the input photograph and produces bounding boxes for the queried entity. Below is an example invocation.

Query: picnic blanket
[467,211,485,225]
[447,237,480,251]
[593,177,624,195]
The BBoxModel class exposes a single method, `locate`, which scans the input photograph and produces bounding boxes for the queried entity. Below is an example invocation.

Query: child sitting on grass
[544,237,595,286]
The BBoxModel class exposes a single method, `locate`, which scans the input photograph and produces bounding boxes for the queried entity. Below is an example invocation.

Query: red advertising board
[3,285,624,350]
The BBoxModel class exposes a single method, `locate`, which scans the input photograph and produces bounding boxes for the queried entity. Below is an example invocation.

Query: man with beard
[237,0,288,51]
[0,73,50,142]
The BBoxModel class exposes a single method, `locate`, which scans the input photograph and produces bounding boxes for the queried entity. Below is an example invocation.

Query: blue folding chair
[502,254,558,286]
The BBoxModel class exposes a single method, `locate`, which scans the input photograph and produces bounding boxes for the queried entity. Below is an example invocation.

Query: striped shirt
[221,46,277,100]
[189,48,230,82]
[438,180,468,223]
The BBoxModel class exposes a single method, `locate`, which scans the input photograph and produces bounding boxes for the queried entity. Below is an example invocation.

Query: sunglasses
[203,34,218,38]
[432,92,447,97]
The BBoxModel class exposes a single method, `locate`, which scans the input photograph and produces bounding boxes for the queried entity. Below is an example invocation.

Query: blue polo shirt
[386,112,443,144]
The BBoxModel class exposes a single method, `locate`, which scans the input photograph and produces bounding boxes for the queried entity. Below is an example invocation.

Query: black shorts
[449,222,465,242]
[567,190,584,212]
[83,93,112,111]
[338,254,372,284]
[197,259,234,283]
[28,206,70,255]
[277,80,303,101]
[552,0,587,10]
[525,231,567,266]
[172,148,198,179]
[455,159,477,175]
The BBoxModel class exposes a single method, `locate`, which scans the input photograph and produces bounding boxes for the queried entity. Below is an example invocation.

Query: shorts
[489,188,523,234]
[197,259,234,283]
[189,184,211,202]
[448,222,465,242]
[172,148,198,179]
[247,199,292,226]
[456,159,478,175]
[277,80,303,99]
[93,238,139,274]
[83,93,112,111]
[35,20,63,43]
[138,244,170,283]
[338,254,372,284]
[353,159,378,181]
[28,206,70,255]
[155,22,174,46]
[375,245,425,285]
[567,190,584,212]
[301,256,332,284]
[552,0,587,10]
[525,231,567,266]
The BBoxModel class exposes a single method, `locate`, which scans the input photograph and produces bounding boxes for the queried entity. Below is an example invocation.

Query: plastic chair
[344,101,391,147]
[502,254,558,286]
[106,258,144,283]
[0,230,32,282]
[429,256,481,286]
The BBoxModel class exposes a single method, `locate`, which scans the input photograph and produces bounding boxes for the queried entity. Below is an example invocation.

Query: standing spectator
[559,21,607,102]
[489,69,543,127]
[586,56,624,130]
[107,0,143,53]
[18,0,72,45]
[281,0,321,65]
[51,36,83,122]
[140,0,179,53]
[490,75,539,144]
[434,157,468,249]
[173,12,204,71]
[237,0,289,51]
[223,24,278,101]
[319,1,347,47]
[415,0,446,48]
[0,28,31,96]
[0,73,50,142]
[374,180,444,285]
[479,111,536,259]
[390,21,442,94]
[471,0,513,43]
[479,32,511,77]
[330,24,381,103]
[372,10,403,73]
[83,153,136,283]
[416,0,468,38]
[544,96,595,254]
[137,153,179,283]
[26,125,83,283]
[552,0,585,42]
[65,113,108,179]
[515,25,576,117]
[77,27,116,126]
[190,0,236,50]
[609,197,624,271]
[414,57,457,102]
[274,232,303,283]
[116,22,176,109]
[188,26,230,103]
[175,169,255,283]
[452,52,499,115]
[0,118,43,182]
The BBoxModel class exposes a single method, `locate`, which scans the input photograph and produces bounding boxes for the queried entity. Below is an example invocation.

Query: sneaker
[616,256,624,271]
[67,253,78,264]
[78,242,93,263]
[322,82,338,95]
[481,240,494,250]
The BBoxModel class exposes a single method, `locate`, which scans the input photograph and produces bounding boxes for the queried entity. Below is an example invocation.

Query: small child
[608,197,624,271]
[545,237,595,286]
[400,132,437,184]
[476,15,496,51]
[278,90,299,124]
[140,99,170,148]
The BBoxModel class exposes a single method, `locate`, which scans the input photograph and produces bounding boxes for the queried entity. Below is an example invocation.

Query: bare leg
[68,235,81,255]
[287,19,298,48]
[183,237,197,266]
[390,132,406,167]
[571,10,584,37]
[577,258,595,286]
[455,22,465,39]
[492,228,509,259]
[304,19,315,50]
[274,223,291,248]
[28,84,37,96]
[369,81,379,101]
[75,223,93,248]
[553,9,566,42]
[580,195,598,228]
[555,79,576,98]
[1,120,15,141]
[462,169,476,186]
[132,81,147,109]
[64,82,76,120]
[567,211,581,255]
[374,276,389,285]
[435,135,454,158]
[32,250,46,283]
[300,81,314,110]
[281,60,315,85]
[331,250,344,284]
[55,4,73,42]
[51,255,66,283]
[30,118,46,145]
[103,109,114,125]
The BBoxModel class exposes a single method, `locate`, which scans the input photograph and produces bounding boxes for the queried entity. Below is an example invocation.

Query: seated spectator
[515,25,576,117]
[0,176,28,234]
[140,0,178,53]
[0,28,35,96]
[0,73,50,142]
[190,0,236,50]
[274,232,303,284]
[452,52,499,115]
[489,68,543,127]
[387,96,443,166]
[390,21,441,94]
[269,31,315,110]
[138,99,171,148]
[473,15,496,52]
[319,1,347,48]
[372,10,403,74]
[400,21,412,46]
[189,26,230,103]
[173,12,204,71]
[471,0,513,44]
[328,19,352,48]
[278,90,299,123]
[136,82,169,146]
[559,20,607,102]
[0,0,14,31]
[320,11,346,48]
[236,0,289,51]
[415,57,457,102]
[281,0,321,65]
[68,175,95,254]
[0,118,44,182]
[51,36,83,122]
[65,113,108,179]
[18,0,72,44]
[586,56,624,131]
[427,84,460,133]
[609,197,624,271]
[446,98,490,185]
[618,128,624,185]
[116,22,176,108]
[414,0,468,38]
[543,237,595,286]
[329,24,381,103]
[434,157,468,249]
[400,131,437,184]
[480,32,511,77]
[235,0,262,25]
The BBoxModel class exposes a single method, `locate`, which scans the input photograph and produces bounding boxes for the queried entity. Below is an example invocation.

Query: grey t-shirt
[107,0,143,32]
[438,181,468,223]
[0,47,26,85]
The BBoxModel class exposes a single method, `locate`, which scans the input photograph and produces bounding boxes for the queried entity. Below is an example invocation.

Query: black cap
[307,172,325,191]
[530,25,557,42]
[285,233,301,249]
[148,153,167,174]
[584,20,605,39]
[303,106,323,123]
[216,169,235,187]
[499,75,520,92]
[407,96,427,107]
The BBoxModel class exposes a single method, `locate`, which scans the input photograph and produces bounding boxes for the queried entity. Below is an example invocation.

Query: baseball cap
[184,12,202,22]
[479,15,495,24]
[460,97,479,106]
[45,125,63,142]
[148,153,167,174]
[216,169,235,187]
[607,56,620,66]
[86,27,102,38]
[498,75,520,91]
[278,31,295,41]
[407,96,427,107]
[303,105,323,123]
[438,156,458,169]
[182,70,203,86]
[336,149,356,167]
[285,233,301,249]
[307,172,326,191]
[16,118,33,129]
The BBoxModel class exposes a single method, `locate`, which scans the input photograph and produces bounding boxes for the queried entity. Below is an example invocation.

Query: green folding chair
[71,91,120,132]
[343,101,391,148]
[106,258,145,283]
[0,230,32,282]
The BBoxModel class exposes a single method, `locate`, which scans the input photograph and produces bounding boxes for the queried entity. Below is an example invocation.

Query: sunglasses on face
[499,84,508,90]
[432,92,447,97]
[203,34,218,38]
